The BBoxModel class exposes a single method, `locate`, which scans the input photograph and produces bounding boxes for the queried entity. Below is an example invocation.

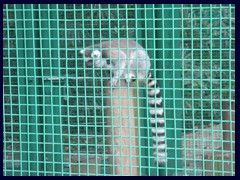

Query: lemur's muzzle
[85,60,93,67]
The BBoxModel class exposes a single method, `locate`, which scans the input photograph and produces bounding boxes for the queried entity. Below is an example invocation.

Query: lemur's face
[80,49,103,68]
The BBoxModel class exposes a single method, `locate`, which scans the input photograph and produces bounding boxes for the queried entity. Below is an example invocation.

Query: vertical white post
[105,80,139,176]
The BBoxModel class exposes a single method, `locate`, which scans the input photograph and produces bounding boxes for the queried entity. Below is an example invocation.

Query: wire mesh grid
[3,4,235,176]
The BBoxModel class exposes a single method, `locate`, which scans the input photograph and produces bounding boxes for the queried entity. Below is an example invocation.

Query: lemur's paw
[110,79,118,87]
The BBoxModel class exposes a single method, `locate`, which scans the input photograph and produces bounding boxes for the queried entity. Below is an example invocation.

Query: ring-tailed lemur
[80,39,166,165]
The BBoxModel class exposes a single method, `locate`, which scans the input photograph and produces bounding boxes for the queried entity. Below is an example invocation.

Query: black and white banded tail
[147,72,166,165]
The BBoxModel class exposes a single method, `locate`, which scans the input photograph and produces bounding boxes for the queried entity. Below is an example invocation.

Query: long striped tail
[147,72,166,165]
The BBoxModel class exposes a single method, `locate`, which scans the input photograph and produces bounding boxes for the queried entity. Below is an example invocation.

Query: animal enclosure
[3,4,235,176]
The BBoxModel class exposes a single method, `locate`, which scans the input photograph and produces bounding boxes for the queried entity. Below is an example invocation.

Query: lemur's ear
[91,50,101,58]
[80,49,84,54]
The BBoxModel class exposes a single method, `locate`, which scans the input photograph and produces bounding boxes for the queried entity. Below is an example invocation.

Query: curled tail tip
[154,149,166,162]
[154,156,167,165]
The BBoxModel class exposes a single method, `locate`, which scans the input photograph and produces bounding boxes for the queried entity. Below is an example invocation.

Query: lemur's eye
[106,60,111,65]
[91,50,101,58]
